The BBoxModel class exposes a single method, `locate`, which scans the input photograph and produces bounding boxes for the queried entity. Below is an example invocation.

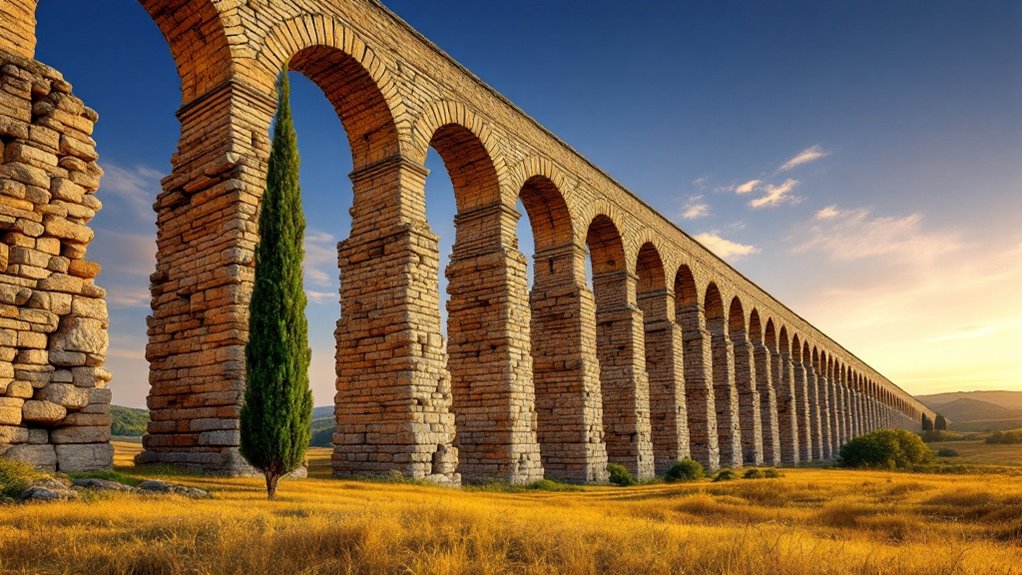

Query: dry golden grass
[1,442,1020,574]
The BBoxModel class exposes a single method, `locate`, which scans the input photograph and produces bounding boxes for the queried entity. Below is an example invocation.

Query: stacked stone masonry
[0,0,936,481]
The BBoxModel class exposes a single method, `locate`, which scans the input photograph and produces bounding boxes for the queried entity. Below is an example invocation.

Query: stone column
[818,369,833,459]
[530,243,608,483]
[143,81,280,475]
[445,202,543,484]
[835,383,848,446]
[829,374,842,454]
[332,155,459,485]
[807,364,823,461]
[774,349,799,466]
[593,270,654,480]
[678,305,719,470]
[792,354,812,463]
[843,386,854,442]
[707,316,742,468]
[731,331,762,465]
[637,288,689,475]
[753,340,781,465]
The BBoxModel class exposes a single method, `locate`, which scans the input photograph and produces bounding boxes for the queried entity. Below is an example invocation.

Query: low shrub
[0,457,43,499]
[665,458,704,483]
[527,479,584,492]
[763,468,784,478]
[838,429,932,469]
[607,463,636,487]
[712,468,737,482]
[986,430,1022,445]
[742,468,764,479]
[936,448,959,458]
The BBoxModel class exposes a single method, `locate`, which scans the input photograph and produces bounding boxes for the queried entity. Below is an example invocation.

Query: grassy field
[930,438,1022,466]
[1,442,1020,575]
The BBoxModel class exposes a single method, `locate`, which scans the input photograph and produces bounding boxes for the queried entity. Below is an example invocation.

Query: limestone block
[50,316,107,355]
[37,383,89,409]
[198,429,240,446]
[49,425,110,444]
[5,380,33,398]
[55,442,112,472]
[0,396,24,425]
[2,443,56,471]
[49,350,86,367]
[21,399,66,423]
[70,296,106,320]
[0,424,28,443]
[28,428,48,444]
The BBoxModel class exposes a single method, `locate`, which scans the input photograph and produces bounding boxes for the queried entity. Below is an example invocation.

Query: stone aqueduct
[0,0,935,483]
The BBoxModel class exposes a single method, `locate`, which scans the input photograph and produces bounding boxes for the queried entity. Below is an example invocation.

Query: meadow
[0,441,1020,575]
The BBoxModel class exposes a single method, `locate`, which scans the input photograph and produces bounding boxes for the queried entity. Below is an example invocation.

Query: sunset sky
[33,1,1021,408]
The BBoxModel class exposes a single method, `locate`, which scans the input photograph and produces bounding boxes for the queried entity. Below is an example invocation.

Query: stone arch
[410,101,509,211]
[9,1,238,103]
[636,243,667,294]
[705,283,742,467]
[674,262,719,469]
[253,15,405,170]
[729,296,762,465]
[586,213,653,478]
[577,200,628,265]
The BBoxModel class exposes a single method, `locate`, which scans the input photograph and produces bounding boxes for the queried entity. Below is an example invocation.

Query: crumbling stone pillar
[807,364,824,461]
[530,243,608,483]
[445,202,543,484]
[706,316,742,468]
[774,349,799,466]
[753,340,781,465]
[731,330,762,465]
[792,354,812,463]
[678,304,719,470]
[593,269,654,480]
[637,287,689,475]
[332,156,459,485]
[0,49,111,472]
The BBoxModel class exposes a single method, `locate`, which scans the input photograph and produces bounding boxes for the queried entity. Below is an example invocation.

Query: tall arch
[636,243,689,474]
[423,118,541,484]
[817,350,833,459]
[519,174,607,483]
[586,215,653,479]
[754,315,781,465]
[705,283,742,468]
[674,265,719,470]
[775,326,799,465]
[729,297,762,465]
[790,335,811,462]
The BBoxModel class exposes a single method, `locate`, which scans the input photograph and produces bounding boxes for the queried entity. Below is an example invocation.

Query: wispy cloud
[749,179,801,208]
[99,163,162,221]
[793,206,960,263]
[734,179,762,195]
[692,176,709,189]
[303,230,337,288]
[928,325,998,343]
[693,232,760,261]
[778,145,828,173]
[681,195,710,220]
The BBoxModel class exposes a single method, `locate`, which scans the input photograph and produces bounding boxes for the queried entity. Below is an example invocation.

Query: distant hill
[110,405,335,446]
[918,391,1022,431]
[919,391,1022,411]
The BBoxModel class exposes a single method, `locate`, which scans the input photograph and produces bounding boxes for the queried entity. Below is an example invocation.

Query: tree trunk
[265,471,280,499]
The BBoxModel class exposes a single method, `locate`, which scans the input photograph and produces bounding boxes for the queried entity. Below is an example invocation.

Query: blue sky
[34,1,1021,407]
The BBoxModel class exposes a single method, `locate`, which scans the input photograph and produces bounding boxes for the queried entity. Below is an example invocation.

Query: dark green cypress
[239,69,313,499]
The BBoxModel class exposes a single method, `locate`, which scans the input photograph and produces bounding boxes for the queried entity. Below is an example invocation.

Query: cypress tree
[239,69,313,499]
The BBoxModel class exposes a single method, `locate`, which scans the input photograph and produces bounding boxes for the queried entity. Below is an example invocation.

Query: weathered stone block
[50,316,107,355]
[1,443,57,471]
[49,425,110,444]
[21,399,66,423]
[55,442,112,472]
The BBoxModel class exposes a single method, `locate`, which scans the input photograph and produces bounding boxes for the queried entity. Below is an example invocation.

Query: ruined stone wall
[0,49,111,472]
[0,0,934,481]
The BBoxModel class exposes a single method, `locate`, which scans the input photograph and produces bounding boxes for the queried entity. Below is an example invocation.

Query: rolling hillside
[918,390,1022,431]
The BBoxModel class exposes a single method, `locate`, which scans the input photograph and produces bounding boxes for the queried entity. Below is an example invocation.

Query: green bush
[607,463,636,487]
[839,428,933,469]
[986,430,1022,445]
[110,406,149,437]
[742,468,765,479]
[763,468,784,478]
[0,458,42,499]
[712,468,737,482]
[936,448,959,458]
[665,458,704,483]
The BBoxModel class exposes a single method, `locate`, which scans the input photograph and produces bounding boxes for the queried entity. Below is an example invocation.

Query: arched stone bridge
[0,0,936,483]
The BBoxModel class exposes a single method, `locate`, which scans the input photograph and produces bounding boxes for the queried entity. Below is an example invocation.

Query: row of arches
[3,1,928,479]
